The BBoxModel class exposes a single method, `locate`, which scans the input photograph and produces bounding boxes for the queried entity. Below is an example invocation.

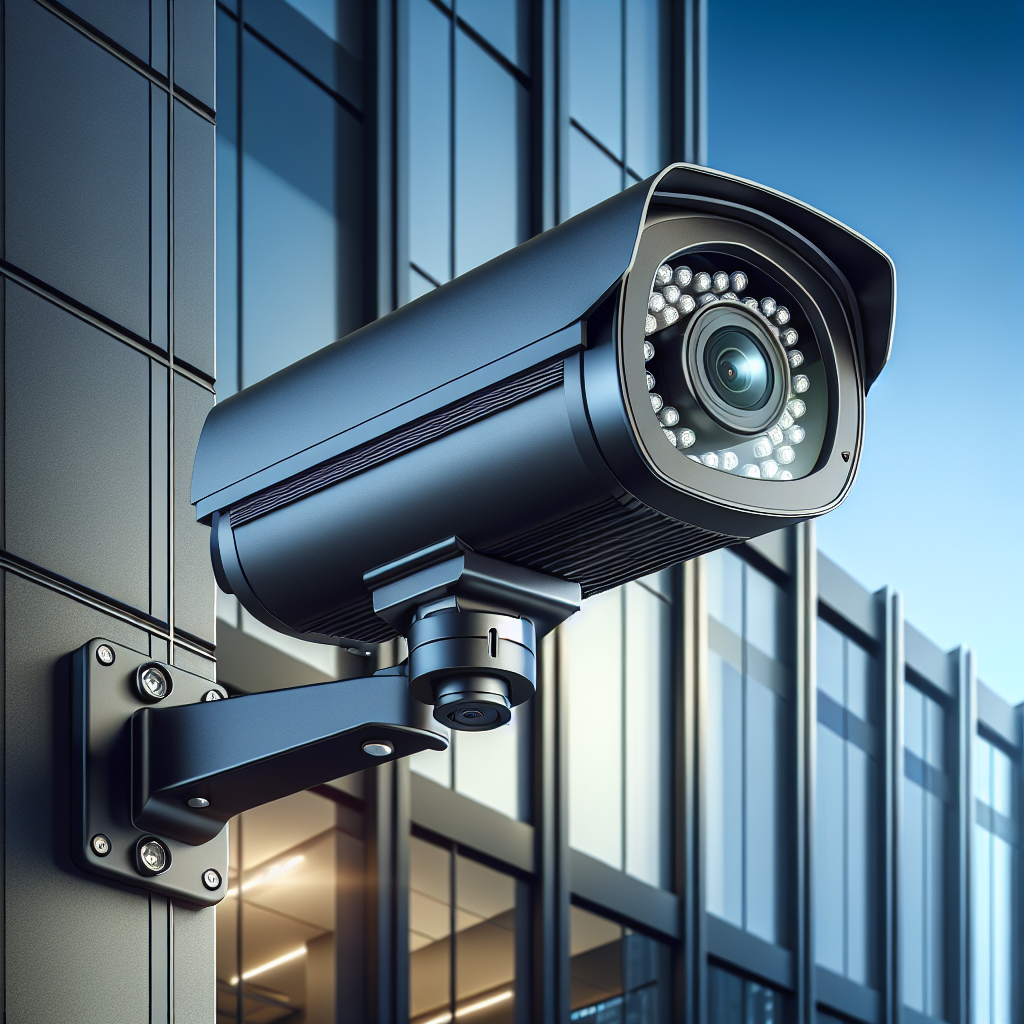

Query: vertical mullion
[956,647,975,1024]
[887,590,905,1024]
[449,7,456,281]
[450,843,457,1021]
[621,587,627,874]
[740,560,747,930]
[235,5,244,390]
[619,0,626,192]
[794,521,816,1024]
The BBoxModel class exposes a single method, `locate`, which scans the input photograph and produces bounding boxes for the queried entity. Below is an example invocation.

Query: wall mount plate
[71,638,229,906]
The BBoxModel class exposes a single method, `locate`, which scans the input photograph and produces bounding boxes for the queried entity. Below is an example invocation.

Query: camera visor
[705,327,773,410]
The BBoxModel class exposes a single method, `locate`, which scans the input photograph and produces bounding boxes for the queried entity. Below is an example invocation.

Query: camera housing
[193,163,894,725]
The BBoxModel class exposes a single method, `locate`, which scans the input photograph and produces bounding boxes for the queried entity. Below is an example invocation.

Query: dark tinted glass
[457,0,526,70]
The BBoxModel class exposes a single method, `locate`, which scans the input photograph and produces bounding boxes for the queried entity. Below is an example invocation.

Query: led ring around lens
[684,304,790,435]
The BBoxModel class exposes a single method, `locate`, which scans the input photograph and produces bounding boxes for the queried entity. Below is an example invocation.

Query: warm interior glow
[417,989,513,1024]
[229,946,307,985]
[225,854,304,898]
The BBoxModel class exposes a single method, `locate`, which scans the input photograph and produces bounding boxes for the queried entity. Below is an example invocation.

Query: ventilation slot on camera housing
[299,498,740,643]
[230,358,566,529]
[483,497,739,597]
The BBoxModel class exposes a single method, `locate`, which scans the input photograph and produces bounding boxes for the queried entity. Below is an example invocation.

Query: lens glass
[705,327,773,410]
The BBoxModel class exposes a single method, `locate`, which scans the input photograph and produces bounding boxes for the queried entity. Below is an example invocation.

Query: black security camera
[193,163,894,731]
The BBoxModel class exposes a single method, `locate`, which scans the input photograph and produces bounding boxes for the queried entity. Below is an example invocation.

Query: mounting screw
[90,833,111,857]
[201,868,222,891]
[136,837,171,876]
[188,797,210,809]
[136,663,173,703]
[201,689,224,702]
[362,740,395,757]
[96,644,115,666]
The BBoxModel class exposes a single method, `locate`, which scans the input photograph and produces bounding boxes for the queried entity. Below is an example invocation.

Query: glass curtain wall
[973,735,1016,1024]
[704,548,791,946]
[569,905,671,1022]
[408,834,525,1024]
[405,0,529,301]
[901,676,950,1019]
[707,964,783,1024]
[565,0,663,217]
[561,572,673,888]
[815,617,880,987]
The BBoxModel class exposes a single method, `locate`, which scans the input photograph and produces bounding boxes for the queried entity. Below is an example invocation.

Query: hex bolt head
[188,797,210,809]
[362,740,395,757]
[136,837,171,876]
[96,644,115,666]
[90,833,111,857]
[136,663,172,703]
[201,689,224,702]
[202,868,222,891]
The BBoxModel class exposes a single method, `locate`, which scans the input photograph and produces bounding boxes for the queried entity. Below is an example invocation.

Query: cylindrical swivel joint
[407,610,536,731]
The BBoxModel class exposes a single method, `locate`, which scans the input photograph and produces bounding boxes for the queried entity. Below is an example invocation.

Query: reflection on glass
[567,0,622,158]
[901,680,946,1019]
[569,906,670,1022]
[564,581,672,885]
[216,790,364,1023]
[216,7,239,398]
[704,549,790,945]
[457,0,526,71]
[409,0,452,287]
[242,33,363,387]
[708,963,783,1024]
[973,736,1016,1024]
[815,618,878,986]
[624,0,661,177]
[281,0,362,52]
[454,30,526,276]
[409,838,517,1024]
[568,127,621,219]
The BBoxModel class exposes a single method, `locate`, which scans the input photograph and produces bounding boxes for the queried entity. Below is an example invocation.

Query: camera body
[193,163,894,723]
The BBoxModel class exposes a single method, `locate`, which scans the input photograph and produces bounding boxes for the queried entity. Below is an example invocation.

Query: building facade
[0,2,1018,1023]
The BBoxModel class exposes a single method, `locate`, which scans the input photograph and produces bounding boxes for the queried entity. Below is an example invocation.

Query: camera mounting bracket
[72,638,447,905]
[365,538,581,730]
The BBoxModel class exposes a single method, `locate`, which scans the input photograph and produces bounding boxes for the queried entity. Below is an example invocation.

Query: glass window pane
[846,639,873,722]
[569,906,670,1022]
[706,651,743,927]
[992,744,1013,818]
[457,0,526,70]
[565,588,624,869]
[901,779,925,1011]
[568,126,621,219]
[409,0,452,286]
[454,33,525,276]
[846,744,875,986]
[924,790,945,1018]
[215,8,238,399]
[924,692,945,772]
[708,964,783,1024]
[815,724,845,974]
[624,581,670,887]
[282,0,362,50]
[706,548,743,636]
[624,0,661,177]
[992,836,1013,1024]
[410,838,452,1022]
[816,618,844,707]
[975,736,992,805]
[745,677,781,944]
[411,742,453,789]
[567,0,622,157]
[973,826,992,1024]
[745,565,787,664]
[242,34,363,387]
[455,855,516,1019]
[454,704,528,820]
[904,683,923,760]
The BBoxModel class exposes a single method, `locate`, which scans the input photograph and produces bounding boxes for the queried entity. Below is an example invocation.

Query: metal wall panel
[5,283,151,611]
[173,0,216,108]
[3,573,151,1021]
[5,0,150,338]
[60,0,152,60]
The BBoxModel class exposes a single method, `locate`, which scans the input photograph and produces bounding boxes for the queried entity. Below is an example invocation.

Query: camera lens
[705,328,772,410]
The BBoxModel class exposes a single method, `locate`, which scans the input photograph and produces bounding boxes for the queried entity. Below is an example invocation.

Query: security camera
[193,163,894,731]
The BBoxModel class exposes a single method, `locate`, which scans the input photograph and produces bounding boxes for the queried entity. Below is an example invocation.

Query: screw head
[362,740,395,758]
[187,797,210,809]
[201,868,222,891]
[136,837,171,876]
[201,689,224,702]
[90,833,111,856]
[136,663,172,703]
[96,644,115,666]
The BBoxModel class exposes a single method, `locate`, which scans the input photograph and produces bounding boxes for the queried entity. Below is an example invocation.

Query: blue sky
[708,0,1024,703]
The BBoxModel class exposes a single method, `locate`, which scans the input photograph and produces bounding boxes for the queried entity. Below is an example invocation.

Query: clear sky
[708,0,1024,704]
